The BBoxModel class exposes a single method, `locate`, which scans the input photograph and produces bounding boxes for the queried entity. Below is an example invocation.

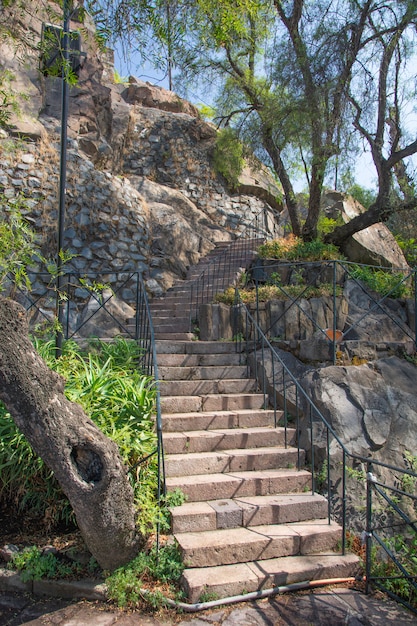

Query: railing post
[365,461,374,594]
[332,261,337,365]
[414,269,417,353]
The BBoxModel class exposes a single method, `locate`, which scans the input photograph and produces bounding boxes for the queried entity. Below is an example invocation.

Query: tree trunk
[0,297,143,571]
[324,196,417,248]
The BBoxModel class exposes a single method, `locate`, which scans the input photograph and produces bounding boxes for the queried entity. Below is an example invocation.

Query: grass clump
[258,234,342,261]
[215,283,341,305]
[0,337,159,534]
[106,541,184,609]
[349,265,413,299]
[8,545,100,582]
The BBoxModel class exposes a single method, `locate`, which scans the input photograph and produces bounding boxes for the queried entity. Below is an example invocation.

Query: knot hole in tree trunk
[71,446,103,485]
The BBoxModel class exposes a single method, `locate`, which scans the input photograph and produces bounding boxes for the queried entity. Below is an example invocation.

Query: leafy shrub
[258,235,342,261]
[0,338,159,533]
[215,283,341,305]
[213,127,244,189]
[106,541,184,608]
[349,265,412,299]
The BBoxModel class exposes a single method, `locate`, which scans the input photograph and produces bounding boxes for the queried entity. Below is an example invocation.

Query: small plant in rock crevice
[105,541,185,609]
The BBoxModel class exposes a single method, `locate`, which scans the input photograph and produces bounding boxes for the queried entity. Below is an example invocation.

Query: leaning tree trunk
[0,297,143,571]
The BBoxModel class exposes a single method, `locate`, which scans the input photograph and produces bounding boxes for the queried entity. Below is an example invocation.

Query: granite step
[176,520,342,568]
[160,393,267,413]
[159,378,258,397]
[158,365,249,381]
[156,341,245,355]
[181,553,361,603]
[163,426,295,453]
[162,409,280,432]
[165,468,311,502]
[165,446,303,477]
[157,353,244,366]
[170,493,329,533]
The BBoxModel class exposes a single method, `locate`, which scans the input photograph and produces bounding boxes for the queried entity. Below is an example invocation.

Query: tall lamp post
[55,0,70,357]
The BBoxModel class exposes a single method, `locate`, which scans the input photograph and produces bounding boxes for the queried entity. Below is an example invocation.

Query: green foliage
[213,127,244,189]
[395,236,417,267]
[8,546,82,582]
[0,194,39,291]
[0,69,22,127]
[346,184,377,209]
[0,338,159,534]
[258,236,342,261]
[113,70,129,84]
[349,265,412,299]
[371,533,417,608]
[106,541,184,609]
[215,282,341,305]
[317,213,344,237]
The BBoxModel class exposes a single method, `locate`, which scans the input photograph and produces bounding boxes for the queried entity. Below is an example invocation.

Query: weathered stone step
[163,426,295,454]
[159,378,257,397]
[176,520,342,568]
[159,365,248,381]
[181,553,360,602]
[165,468,311,502]
[152,322,191,333]
[162,409,280,432]
[155,332,195,341]
[156,341,245,355]
[157,352,244,367]
[160,393,267,413]
[166,446,302,477]
[170,493,328,533]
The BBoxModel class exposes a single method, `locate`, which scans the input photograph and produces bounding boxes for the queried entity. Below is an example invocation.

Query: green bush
[213,127,244,189]
[258,235,342,261]
[106,541,184,608]
[349,265,412,299]
[0,338,159,534]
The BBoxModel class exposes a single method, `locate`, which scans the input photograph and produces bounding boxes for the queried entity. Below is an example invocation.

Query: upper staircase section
[150,238,263,340]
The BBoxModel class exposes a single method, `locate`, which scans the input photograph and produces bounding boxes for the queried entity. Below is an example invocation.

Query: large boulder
[122,78,200,118]
[322,191,409,269]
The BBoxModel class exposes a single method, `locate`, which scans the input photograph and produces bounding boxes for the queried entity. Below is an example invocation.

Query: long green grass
[0,338,159,534]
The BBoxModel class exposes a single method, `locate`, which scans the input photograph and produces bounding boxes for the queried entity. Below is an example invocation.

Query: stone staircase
[157,340,359,602]
[151,239,360,602]
[150,238,262,340]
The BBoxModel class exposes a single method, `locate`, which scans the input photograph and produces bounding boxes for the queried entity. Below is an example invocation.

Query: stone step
[159,378,257,397]
[152,322,191,333]
[165,468,311,502]
[176,520,342,568]
[165,446,303,477]
[170,493,329,533]
[158,365,248,381]
[157,353,244,367]
[155,332,195,341]
[181,553,361,602]
[163,426,295,453]
[162,409,281,432]
[160,393,267,413]
[156,341,245,355]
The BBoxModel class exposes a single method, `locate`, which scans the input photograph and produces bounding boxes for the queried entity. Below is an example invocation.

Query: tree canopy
[93,0,417,244]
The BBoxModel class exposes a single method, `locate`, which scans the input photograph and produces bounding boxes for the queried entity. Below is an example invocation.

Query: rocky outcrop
[322,191,409,269]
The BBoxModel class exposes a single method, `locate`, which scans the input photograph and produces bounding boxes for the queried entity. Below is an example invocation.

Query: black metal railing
[232,296,417,613]
[14,270,166,546]
[189,205,280,327]
[242,260,416,362]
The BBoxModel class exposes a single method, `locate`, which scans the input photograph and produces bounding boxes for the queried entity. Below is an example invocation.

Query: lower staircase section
[157,339,360,602]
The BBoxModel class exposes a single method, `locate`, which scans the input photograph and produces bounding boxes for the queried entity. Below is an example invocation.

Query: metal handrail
[246,260,416,361]
[233,294,417,613]
[189,205,280,326]
[14,270,166,548]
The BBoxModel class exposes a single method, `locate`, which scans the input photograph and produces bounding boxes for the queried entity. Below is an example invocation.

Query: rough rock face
[0,0,281,302]
[299,356,417,463]
[323,191,409,269]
